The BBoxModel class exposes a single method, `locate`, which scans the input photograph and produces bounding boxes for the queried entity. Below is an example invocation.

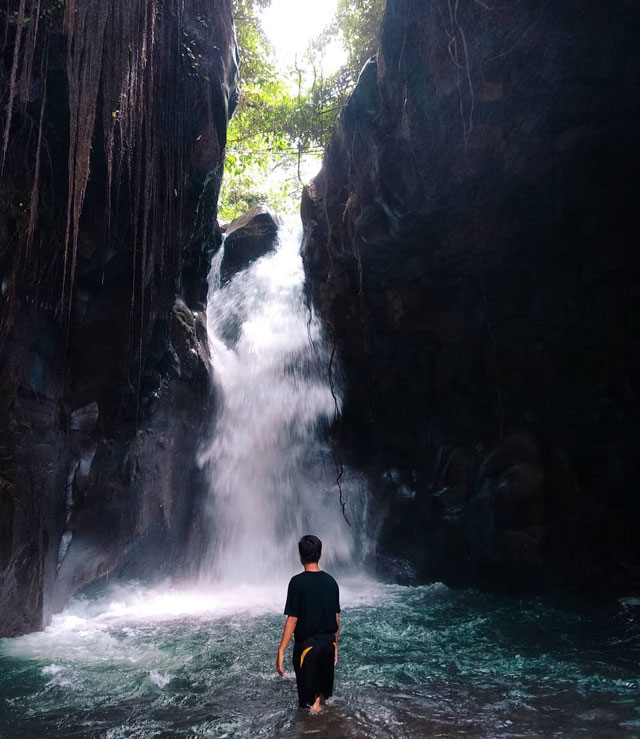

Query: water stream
[1,581,639,737]
[1,220,639,738]
[197,216,361,583]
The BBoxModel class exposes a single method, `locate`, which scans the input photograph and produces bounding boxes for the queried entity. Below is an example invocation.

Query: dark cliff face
[0,0,237,636]
[302,0,640,596]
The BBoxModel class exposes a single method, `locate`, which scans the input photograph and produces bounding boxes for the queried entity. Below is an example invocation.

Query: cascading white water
[197,216,360,583]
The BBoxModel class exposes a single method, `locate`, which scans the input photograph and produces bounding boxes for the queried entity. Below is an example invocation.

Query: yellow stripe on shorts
[300,646,313,668]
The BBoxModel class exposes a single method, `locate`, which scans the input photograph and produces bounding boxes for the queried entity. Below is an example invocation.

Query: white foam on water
[41,663,73,688]
[1,577,385,663]
[148,670,172,688]
[42,664,64,675]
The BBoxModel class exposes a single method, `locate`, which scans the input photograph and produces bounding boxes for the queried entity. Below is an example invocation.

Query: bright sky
[260,0,347,75]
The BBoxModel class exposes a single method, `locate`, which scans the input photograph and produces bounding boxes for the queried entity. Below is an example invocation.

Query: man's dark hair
[298,534,322,564]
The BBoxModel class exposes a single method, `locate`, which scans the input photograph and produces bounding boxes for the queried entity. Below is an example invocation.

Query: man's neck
[303,563,321,572]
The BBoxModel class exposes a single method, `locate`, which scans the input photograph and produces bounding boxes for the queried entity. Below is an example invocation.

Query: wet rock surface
[302,0,640,596]
[0,1,237,635]
[220,204,280,284]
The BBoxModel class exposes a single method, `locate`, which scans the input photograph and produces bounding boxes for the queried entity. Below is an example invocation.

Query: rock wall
[302,0,640,596]
[0,0,237,635]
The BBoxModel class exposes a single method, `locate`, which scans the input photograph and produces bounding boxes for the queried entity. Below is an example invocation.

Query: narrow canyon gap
[0,0,638,635]
[0,0,639,735]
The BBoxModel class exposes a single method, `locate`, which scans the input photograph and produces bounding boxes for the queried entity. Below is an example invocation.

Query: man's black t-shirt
[284,571,340,643]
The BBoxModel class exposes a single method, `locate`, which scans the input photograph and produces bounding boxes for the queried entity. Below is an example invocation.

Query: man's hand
[276,615,297,677]
[334,612,340,667]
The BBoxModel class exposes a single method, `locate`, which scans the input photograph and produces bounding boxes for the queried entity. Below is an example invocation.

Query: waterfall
[197,216,361,583]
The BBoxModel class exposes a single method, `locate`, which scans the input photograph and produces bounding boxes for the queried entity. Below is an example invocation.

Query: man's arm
[276,616,297,676]
[334,613,340,666]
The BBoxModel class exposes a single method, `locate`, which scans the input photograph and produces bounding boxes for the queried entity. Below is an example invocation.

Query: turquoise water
[1,579,639,738]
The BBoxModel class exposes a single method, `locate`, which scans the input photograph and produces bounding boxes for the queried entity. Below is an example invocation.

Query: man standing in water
[276,535,340,712]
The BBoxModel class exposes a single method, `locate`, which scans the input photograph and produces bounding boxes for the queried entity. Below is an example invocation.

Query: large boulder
[220,204,280,283]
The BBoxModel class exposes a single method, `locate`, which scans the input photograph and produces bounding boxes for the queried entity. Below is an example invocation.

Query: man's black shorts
[292,633,336,708]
